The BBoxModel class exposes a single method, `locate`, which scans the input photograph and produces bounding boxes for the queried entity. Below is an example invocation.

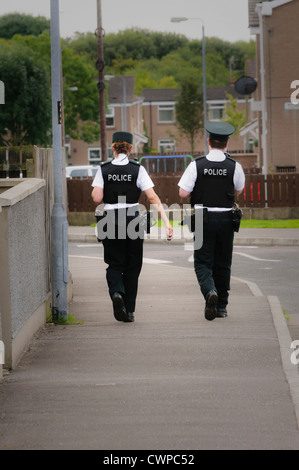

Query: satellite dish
[234,76,257,95]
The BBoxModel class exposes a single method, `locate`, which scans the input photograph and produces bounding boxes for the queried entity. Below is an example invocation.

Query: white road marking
[184,243,280,263]
[76,244,102,248]
[69,255,172,265]
[234,246,258,249]
[233,252,280,262]
[184,243,193,251]
[143,258,173,265]
[185,243,259,250]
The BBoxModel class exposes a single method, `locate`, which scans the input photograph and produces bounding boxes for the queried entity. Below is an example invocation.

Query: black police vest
[190,156,236,208]
[101,160,141,204]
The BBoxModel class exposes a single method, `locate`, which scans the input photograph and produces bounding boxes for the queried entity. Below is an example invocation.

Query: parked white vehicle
[65,165,99,179]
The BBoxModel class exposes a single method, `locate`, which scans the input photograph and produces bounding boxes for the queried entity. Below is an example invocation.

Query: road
[68,241,299,321]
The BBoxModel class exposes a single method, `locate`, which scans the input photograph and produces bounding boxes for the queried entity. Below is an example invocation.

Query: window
[158,139,176,154]
[158,105,175,123]
[106,107,115,127]
[209,103,225,121]
[88,148,102,164]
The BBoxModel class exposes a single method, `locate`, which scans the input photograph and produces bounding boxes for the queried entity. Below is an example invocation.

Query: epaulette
[224,153,236,163]
[195,156,206,162]
[129,159,140,165]
[101,160,111,166]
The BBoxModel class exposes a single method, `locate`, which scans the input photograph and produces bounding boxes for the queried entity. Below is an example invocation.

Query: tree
[0,44,51,147]
[62,47,100,143]
[67,29,256,94]
[175,78,204,153]
[0,30,100,145]
[224,93,246,134]
[0,13,50,39]
[66,32,97,61]
[103,29,188,66]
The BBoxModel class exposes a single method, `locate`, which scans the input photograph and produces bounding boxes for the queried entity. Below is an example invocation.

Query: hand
[165,224,173,241]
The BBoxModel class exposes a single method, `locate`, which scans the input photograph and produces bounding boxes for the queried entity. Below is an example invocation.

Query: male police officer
[178,123,245,321]
[91,131,173,323]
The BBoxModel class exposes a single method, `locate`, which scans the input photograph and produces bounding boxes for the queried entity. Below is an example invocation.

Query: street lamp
[171,17,208,154]
[50,0,68,321]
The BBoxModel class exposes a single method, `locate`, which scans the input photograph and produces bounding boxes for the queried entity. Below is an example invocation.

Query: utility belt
[181,203,243,233]
[95,208,155,242]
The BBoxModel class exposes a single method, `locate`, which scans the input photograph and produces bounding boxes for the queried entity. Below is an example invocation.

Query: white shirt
[178,149,245,212]
[92,154,154,210]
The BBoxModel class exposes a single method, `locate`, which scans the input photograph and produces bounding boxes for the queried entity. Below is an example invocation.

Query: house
[65,80,256,167]
[248,0,299,172]
[65,76,147,165]
[142,86,255,155]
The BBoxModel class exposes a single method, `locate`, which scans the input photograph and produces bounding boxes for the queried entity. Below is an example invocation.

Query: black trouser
[194,212,234,310]
[102,210,144,314]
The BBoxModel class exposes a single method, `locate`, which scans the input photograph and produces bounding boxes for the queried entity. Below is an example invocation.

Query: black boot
[216,308,228,318]
[204,290,218,321]
[123,312,135,323]
[111,292,128,322]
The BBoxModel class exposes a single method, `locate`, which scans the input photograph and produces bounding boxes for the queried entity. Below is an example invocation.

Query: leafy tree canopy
[0,43,51,146]
[69,29,255,91]
[223,93,247,134]
[62,47,100,142]
[175,78,204,153]
[0,14,256,146]
[0,13,50,39]
[0,29,100,144]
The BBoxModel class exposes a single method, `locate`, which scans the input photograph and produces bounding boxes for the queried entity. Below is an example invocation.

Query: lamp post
[96,0,107,161]
[171,17,208,154]
[50,0,68,321]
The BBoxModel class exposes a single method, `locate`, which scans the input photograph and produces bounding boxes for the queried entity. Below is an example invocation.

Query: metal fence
[139,155,194,174]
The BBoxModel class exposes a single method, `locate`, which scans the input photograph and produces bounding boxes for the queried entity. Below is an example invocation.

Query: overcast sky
[0,0,254,43]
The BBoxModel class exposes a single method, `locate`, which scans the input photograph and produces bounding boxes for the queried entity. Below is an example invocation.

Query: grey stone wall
[0,179,49,368]
[7,188,48,338]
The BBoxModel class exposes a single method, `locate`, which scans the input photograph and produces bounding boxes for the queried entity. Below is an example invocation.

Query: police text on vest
[204,168,228,176]
[108,174,132,182]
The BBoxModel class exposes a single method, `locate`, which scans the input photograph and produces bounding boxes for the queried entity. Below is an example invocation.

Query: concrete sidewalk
[68,225,299,246]
[0,252,299,450]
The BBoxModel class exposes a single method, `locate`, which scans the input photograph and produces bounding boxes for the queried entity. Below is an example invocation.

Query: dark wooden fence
[239,173,299,208]
[67,173,299,212]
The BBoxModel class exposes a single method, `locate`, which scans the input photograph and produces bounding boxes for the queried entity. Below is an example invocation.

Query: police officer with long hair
[179,123,245,321]
[92,131,173,323]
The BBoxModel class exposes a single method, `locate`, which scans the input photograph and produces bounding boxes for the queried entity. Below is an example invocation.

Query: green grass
[47,313,84,325]
[163,219,299,229]
[91,219,299,229]
[240,219,299,229]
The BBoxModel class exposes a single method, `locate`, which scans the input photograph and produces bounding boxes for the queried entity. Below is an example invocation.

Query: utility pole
[96,0,107,161]
[50,0,68,321]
